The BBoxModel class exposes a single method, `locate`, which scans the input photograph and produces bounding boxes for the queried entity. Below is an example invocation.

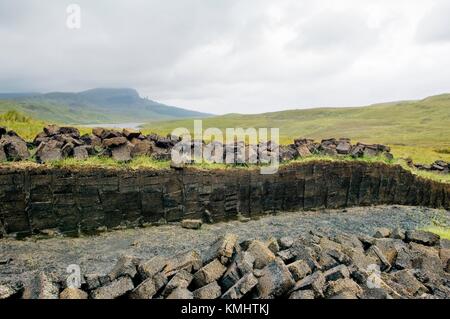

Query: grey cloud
[0,0,449,114]
[0,1,238,81]
[289,10,379,51]
[415,1,450,44]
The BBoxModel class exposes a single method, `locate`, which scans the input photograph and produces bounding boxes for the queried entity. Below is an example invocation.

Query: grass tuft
[1,153,448,184]
[421,226,450,240]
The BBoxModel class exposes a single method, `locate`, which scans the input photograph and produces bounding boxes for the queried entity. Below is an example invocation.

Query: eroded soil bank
[1,205,448,287]
[1,162,449,237]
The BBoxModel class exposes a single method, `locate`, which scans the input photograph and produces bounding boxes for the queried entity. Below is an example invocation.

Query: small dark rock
[405,230,440,246]
[103,137,128,148]
[181,219,203,230]
[91,276,134,299]
[111,144,132,161]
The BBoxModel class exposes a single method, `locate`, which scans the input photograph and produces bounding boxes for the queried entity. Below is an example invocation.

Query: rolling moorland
[144,93,450,164]
[0,88,211,124]
[0,90,449,166]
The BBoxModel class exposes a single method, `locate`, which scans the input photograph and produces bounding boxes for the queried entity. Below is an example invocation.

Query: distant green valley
[0,88,211,124]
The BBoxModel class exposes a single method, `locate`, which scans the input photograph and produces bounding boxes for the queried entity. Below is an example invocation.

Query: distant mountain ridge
[0,88,212,124]
[0,92,40,99]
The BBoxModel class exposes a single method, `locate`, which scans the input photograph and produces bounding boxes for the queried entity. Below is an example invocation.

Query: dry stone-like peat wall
[0,161,449,237]
[2,124,449,174]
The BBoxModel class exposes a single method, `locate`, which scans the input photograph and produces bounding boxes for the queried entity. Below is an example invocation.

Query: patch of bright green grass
[0,109,91,141]
[396,159,450,184]
[390,145,450,164]
[421,226,450,240]
[0,110,47,141]
[48,156,171,170]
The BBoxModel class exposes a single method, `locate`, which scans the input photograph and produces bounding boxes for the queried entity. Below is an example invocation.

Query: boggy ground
[0,205,449,289]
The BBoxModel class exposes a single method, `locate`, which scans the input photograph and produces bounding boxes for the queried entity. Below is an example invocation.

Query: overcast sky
[1,0,450,114]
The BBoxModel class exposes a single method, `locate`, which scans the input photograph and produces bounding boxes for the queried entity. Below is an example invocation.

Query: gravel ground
[0,205,449,285]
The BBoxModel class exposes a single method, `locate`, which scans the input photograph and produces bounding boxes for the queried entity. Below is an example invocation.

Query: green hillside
[0,88,212,124]
[0,110,48,140]
[143,94,450,163]
[2,93,449,164]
